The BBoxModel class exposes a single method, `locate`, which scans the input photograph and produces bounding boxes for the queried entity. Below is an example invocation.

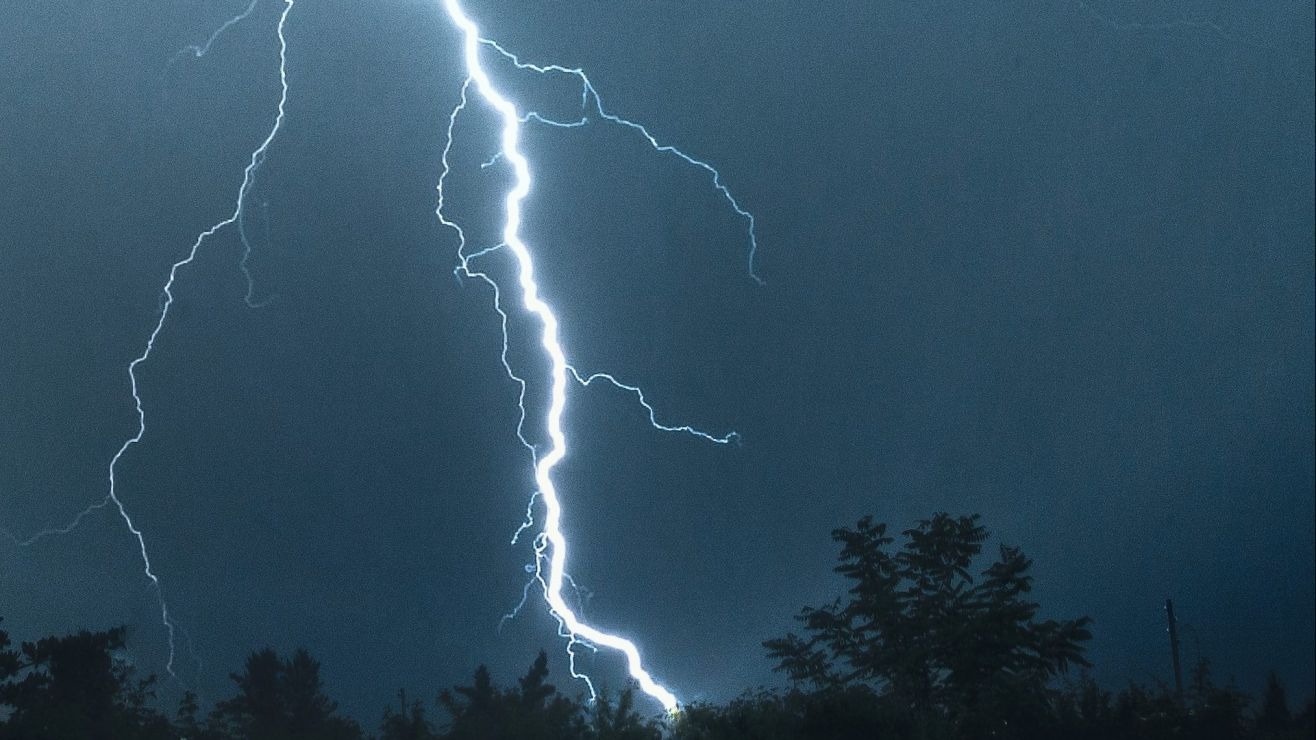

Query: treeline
[2,513,1312,739]
[0,624,663,739]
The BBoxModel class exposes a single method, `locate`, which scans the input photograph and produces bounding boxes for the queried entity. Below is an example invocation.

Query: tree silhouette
[434,651,663,740]
[671,685,908,740]
[763,513,1092,735]
[0,622,172,739]
[1257,671,1293,737]
[5,523,1313,740]
[174,690,219,740]
[211,646,361,740]
[438,651,584,740]
[585,689,661,740]
[380,689,440,740]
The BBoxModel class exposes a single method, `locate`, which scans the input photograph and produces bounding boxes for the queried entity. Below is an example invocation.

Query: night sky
[1,0,1312,722]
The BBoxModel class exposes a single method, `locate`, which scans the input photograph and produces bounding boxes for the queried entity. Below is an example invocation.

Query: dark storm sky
[1,0,1312,721]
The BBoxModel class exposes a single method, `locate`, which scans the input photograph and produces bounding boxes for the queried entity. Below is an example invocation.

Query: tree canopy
[762,512,1091,737]
[0,621,171,739]
[765,514,1091,696]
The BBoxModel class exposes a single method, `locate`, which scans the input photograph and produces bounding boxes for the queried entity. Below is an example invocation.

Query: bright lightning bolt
[439,0,754,713]
[9,0,295,681]
[9,0,752,712]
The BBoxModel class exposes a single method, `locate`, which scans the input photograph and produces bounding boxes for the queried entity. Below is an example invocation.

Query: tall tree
[438,651,585,740]
[211,646,361,740]
[380,689,439,740]
[764,513,1092,734]
[586,689,662,740]
[1256,671,1292,736]
[0,623,172,739]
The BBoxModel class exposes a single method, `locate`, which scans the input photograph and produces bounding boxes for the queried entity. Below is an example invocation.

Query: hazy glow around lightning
[442,0,680,712]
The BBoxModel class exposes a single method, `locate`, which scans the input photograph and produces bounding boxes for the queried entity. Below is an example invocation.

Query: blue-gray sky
[1,0,1312,722]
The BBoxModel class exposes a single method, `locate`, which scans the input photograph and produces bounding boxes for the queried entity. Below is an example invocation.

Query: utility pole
[1165,598,1184,705]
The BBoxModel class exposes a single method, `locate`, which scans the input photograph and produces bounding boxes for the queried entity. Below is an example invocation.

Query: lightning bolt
[7,0,295,681]
[10,0,752,712]
[439,0,755,712]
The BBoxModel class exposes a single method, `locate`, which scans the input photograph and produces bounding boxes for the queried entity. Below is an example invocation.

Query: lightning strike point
[440,0,686,711]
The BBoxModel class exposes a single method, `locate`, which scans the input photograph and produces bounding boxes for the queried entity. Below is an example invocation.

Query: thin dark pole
[1166,598,1184,705]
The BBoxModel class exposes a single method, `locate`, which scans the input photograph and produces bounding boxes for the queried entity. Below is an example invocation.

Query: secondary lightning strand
[12,0,296,681]
[164,0,261,70]
[440,81,538,459]
[480,39,764,286]
[2,496,112,547]
[567,367,738,446]
[1073,0,1231,40]
[442,0,692,712]
[112,0,292,678]
[165,0,278,308]
[238,192,278,308]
